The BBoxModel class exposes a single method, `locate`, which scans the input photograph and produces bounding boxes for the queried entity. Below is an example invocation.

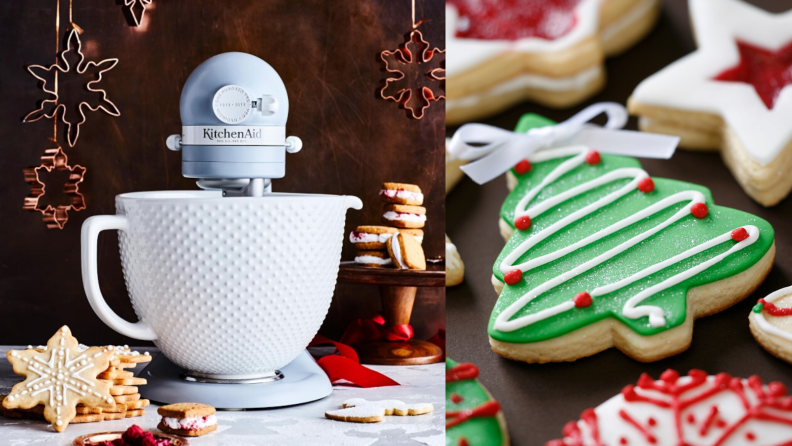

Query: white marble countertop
[0,347,445,446]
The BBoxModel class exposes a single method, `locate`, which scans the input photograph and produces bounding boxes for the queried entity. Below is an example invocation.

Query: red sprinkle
[686,413,695,424]
[451,393,464,404]
[574,292,592,308]
[716,419,727,428]
[731,227,749,242]
[514,215,532,230]
[585,150,601,165]
[504,269,523,286]
[620,437,628,445]
[637,177,655,193]
[458,437,470,446]
[691,203,708,219]
[648,417,657,427]
[746,431,756,441]
[514,159,532,175]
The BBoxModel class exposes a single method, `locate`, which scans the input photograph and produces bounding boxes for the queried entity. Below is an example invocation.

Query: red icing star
[448,0,582,41]
[714,40,792,109]
[23,146,86,229]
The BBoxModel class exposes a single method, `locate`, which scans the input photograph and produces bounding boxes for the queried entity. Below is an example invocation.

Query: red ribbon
[308,335,400,388]
[427,328,445,353]
[340,314,414,346]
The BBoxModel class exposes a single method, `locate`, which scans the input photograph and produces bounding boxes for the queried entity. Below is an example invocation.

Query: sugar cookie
[749,286,792,364]
[349,225,398,250]
[379,182,424,206]
[446,235,464,287]
[325,398,433,423]
[387,232,426,270]
[446,359,508,446]
[382,204,427,229]
[158,402,217,437]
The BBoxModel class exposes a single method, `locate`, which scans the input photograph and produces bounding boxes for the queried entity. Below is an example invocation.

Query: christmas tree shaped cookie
[446,358,508,446]
[489,115,775,363]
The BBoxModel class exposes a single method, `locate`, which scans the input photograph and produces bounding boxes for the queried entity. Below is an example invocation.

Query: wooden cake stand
[337,261,445,365]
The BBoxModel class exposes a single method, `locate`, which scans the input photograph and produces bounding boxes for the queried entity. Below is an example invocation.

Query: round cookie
[446,0,660,124]
[446,235,464,287]
[387,233,426,270]
[749,286,792,364]
[349,225,398,250]
[628,0,792,206]
[354,250,393,268]
[382,204,426,229]
[446,358,508,446]
[547,369,792,445]
[379,182,424,206]
[398,228,424,245]
[488,116,775,364]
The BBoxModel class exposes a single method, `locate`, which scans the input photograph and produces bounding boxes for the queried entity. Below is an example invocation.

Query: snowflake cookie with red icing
[749,285,792,365]
[446,0,660,125]
[446,358,508,446]
[489,114,775,363]
[547,369,792,446]
[629,0,792,206]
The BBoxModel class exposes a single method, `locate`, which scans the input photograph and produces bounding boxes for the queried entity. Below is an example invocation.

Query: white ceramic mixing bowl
[81,191,361,378]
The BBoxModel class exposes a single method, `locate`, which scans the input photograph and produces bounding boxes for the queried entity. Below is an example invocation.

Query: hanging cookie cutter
[379,29,445,120]
[23,28,120,147]
[124,0,153,27]
[23,146,86,230]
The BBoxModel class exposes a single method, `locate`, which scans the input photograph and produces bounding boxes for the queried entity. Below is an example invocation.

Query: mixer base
[138,350,332,409]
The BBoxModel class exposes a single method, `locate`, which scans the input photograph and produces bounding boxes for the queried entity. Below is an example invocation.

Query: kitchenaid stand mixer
[81,53,361,409]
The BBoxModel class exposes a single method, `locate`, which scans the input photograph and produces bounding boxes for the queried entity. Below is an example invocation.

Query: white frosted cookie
[447,0,660,124]
[749,286,792,364]
[628,0,792,206]
[446,235,464,287]
[547,369,792,446]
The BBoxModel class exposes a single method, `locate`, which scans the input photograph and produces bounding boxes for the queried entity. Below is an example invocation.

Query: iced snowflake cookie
[749,286,792,364]
[446,235,464,287]
[628,0,792,206]
[489,114,775,363]
[2,326,116,432]
[446,358,508,446]
[547,369,792,446]
[446,0,660,124]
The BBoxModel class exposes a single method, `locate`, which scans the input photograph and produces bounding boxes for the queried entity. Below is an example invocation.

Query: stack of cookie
[1,345,152,424]
[350,182,427,270]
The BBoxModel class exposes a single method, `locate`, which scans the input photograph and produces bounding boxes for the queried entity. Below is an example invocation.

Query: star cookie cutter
[23,146,86,229]
[379,29,445,120]
[124,0,153,27]
[23,28,120,147]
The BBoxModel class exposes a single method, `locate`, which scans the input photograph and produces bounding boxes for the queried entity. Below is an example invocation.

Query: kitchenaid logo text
[203,128,262,141]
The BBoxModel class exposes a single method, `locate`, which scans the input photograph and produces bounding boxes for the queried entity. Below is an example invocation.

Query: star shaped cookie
[3,326,116,432]
[629,0,792,206]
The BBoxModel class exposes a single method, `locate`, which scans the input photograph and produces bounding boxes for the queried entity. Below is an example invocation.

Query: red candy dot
[686,413,695,424]
[504,269,523,286]
[637,177,655,193]
[716,419,727,428]
[731,227,749,242]
[620,437,628,445]
[450,393,463,404]
[691,202,708,219]
[648,417,657,426]
[585,150,601,165]
[458,438,470,446]
[746,432,756,441]
[514,159,532,175]
[574,292,592,308]
[514,216,532,231]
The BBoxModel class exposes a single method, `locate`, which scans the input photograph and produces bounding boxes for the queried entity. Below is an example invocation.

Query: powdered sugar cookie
[447,0,660,124]
[749,286,792,364]
[628,0,792,206]
[325,398,433,423]
[447,359,508,446]
[446,235,464,287]
[383,204,427,229]
[379,182,424,206]
[349,226,398,250]
[547,369,792,446]
[354,250,392,268]
[488,116,774,363]
[387,232,426,270]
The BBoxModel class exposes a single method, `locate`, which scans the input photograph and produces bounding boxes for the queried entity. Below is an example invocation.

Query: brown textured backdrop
[446,0,792,444]
[0,0,445,345]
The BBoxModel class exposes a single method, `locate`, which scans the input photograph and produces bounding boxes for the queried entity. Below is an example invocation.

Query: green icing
[489,115,774,344]
[754,303,764,313]
[446,358,504,446]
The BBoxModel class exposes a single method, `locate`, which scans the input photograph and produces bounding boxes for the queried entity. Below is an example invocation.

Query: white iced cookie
[325,398,434,423]
[628,0,792,206]
[749,285,792,364]
[446,235,464,287]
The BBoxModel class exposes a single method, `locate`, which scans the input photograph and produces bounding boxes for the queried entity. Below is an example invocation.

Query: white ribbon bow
[447,102,680,185]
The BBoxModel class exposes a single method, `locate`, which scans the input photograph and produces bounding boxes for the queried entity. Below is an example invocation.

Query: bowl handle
[81,215,158,341]
[345,196,363,210]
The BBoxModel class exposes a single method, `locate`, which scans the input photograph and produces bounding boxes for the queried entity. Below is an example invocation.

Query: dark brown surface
[0,0,445,345]
[446,1,792,445]
[338,261,446,287]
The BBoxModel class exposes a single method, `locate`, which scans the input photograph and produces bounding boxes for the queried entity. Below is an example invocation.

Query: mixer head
[166,52,302,197]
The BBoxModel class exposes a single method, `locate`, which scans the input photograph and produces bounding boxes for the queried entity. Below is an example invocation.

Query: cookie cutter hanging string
[411,0,426,29]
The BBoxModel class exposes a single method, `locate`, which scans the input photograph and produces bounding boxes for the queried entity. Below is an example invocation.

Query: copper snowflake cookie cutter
[23,146,86,229]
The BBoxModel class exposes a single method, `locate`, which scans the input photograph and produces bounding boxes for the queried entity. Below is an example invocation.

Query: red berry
[514,216,531,230]
[637,177,655,193]
[691,202,708,219]
[731,227,749,242]
[585,150,601,165]
[514,159,532,175]
[573,292,592,308]
[504,269,523,285]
